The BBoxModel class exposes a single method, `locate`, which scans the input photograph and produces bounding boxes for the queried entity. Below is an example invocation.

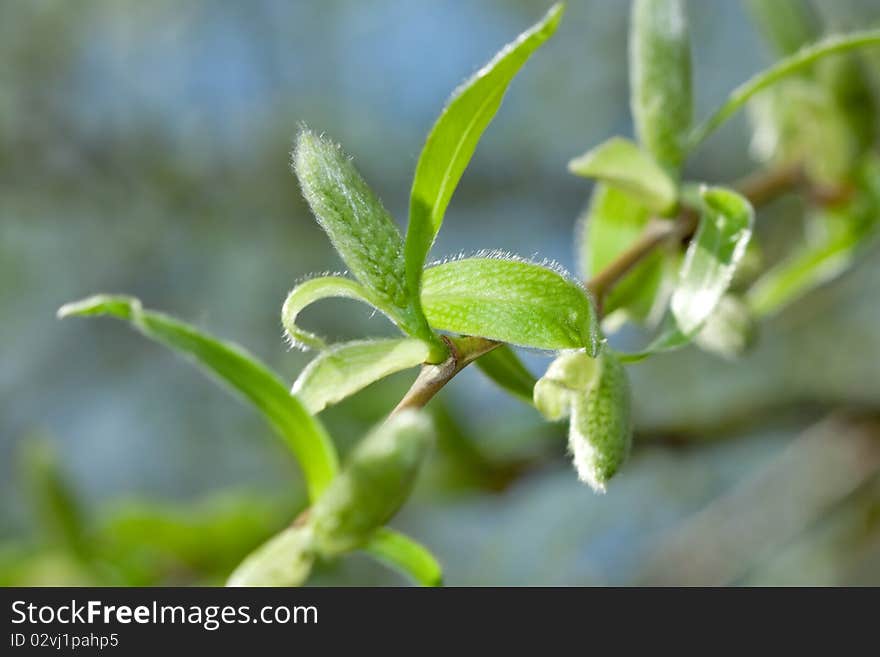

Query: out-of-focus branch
[636,412,880,586]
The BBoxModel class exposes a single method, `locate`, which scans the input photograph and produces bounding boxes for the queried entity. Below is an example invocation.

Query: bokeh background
[2,0,879,586]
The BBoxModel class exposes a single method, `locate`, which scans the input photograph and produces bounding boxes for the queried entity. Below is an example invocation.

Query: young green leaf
[578,184,668,322]
[309,410,434,556]
[568,137,677,214]
[292,338,431,414]
[22,438,90,562]
[405,4,564,295]
[746,0,817,56]
[671,187,754,335]
[689,29,880,148]
[533,350,632,492]
[421,256,600,354]
[474,344,537,403]
[629,0,693,172]
[293,130,439,354]
[747,189,880,317]
[227,526,315,587]
[281,275,402,350]
[361,528,443,587]
[58,295,339,502]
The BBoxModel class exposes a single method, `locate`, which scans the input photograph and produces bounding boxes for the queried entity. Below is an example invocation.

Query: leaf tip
[57,295,140,320]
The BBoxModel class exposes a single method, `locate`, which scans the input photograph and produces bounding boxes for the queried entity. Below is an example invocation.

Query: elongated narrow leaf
[579,184,668,322]
[671,187,754,335]
[59,295,338,502]
[629,0,693,172]
[282,275,395,350]
[362,528,443,587]
[292,338,431,414]
[421,257,600,354]
[747,206,879,318]
[569,137,677,214]
[22,438,90,561]
[405,4,564,293]
[689,29,880,148]
[309,410,434,556]
[293,130,439,352]
[746,0,817,56]
[227,525,315,587]
[474,345,536,403]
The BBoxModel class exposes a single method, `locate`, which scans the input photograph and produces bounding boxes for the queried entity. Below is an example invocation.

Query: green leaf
[579,184,668,322]
[361,528,443,587]
[568,137,678,214]
[689,29,880,148]
[534,350,632,492]
[227,526,315,587]
[405,4,564,295]
[746,0,817,56]
[671,187,754,335]
[474,345,536,403]
[293,130,440,354]
[22,438,90,562]
[309,410,434,556]
[281,275,398,351]
[748,78,858,185]
[421,256,600,354]
[58,295,339,502]
[629,0,693,172]
[747,196,880,317]
[292,338,431,414]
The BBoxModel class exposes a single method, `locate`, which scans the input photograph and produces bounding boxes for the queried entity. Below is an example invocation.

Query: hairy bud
[309,410,434,556]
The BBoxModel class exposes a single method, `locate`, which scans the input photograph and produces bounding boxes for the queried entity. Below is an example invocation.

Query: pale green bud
[535,350,632,493]
[309,410,434,556]
[569,352,632,493]
[629,0,693,173]
[227,526,315,587]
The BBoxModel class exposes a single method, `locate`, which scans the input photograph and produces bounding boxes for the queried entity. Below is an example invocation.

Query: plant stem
[392,162,806,416]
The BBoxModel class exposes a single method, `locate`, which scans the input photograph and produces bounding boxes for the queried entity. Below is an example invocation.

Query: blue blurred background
[2,0,879,585]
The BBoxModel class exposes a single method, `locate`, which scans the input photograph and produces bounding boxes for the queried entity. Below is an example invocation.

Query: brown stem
[391,336,500,417]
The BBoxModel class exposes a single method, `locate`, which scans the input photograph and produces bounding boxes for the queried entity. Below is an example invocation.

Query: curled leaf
[293,338,431,414]
[309,410,434,556]
[629,0,693,172]
[281,275,394,351]
[671,187,754,335]
[405,4,564,294]
[421,256,600,354]
[59,295,338,502]
[568,137,677,214]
